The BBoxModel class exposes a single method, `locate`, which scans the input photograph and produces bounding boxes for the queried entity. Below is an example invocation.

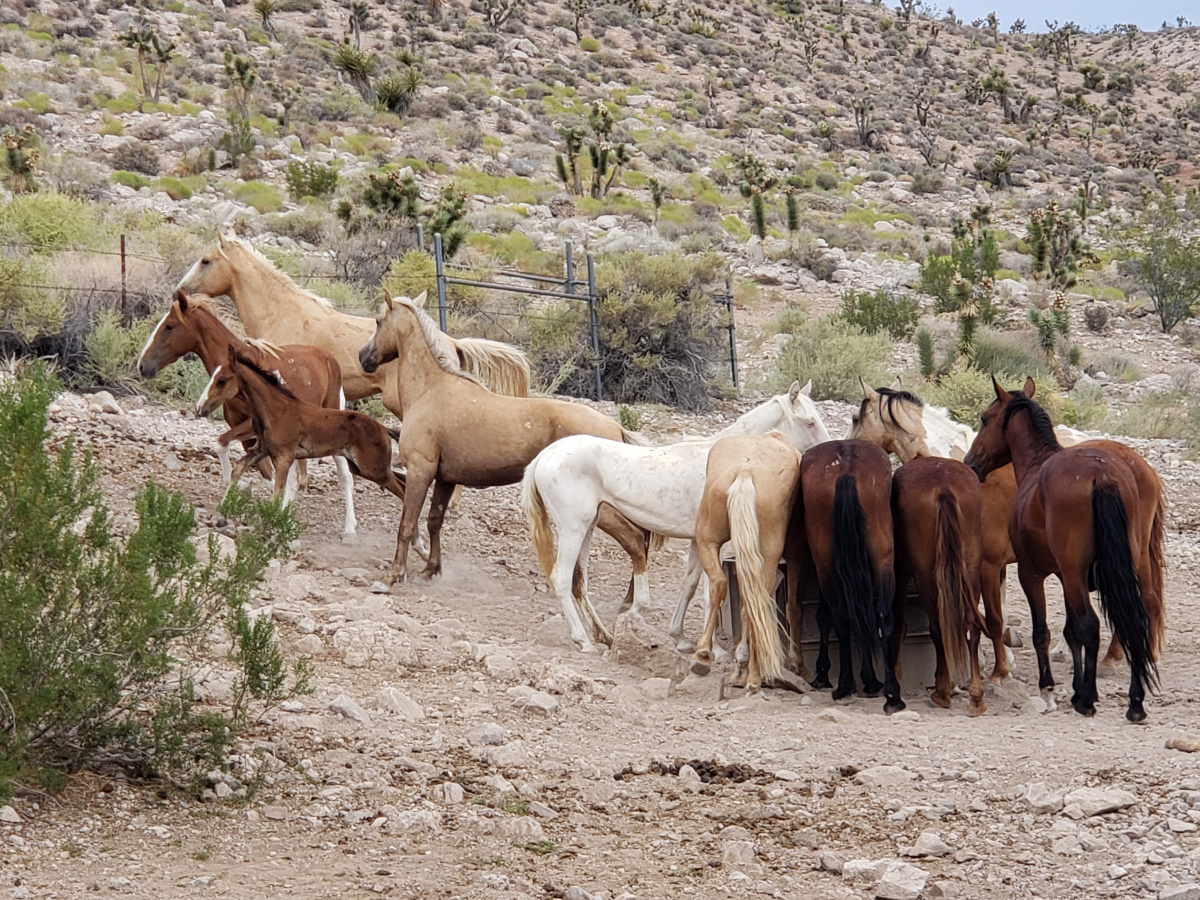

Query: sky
[920,0,1193,32]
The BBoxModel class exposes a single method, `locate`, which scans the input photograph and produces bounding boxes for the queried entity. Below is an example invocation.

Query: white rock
[855,766,915,788]
[496,816,545,840]
[816,708,854,724]
[485,653,522,682]
[1160,886,1200,900]
[842,859,889,883]
[87,390,123,415]
[1024,783,1064,815]
[0,805,20,824]
[877,861,930,900]
[639,677,672,700]
[328,693,371,725]
[719,825,754,841]
[564,888,595,900]
[515,691,559,716]
[439,782,465,804]
[905,832,951,858]
[1062,787,1137,818]
[774,769,800,781]
[377,687,425,722]
[467,723,508,745]
[722,840,755,868]
[1169,817,1199,833]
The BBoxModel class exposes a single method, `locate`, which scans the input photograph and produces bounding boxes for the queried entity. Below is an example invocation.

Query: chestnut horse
[138,290,358,536]
[851,381,1166,672]
[359,292,647,590]
[889,456,987,716]
[964,378,1157,722]
[208,349,407,518]
[800,440,896,701]
[690,432,803,692]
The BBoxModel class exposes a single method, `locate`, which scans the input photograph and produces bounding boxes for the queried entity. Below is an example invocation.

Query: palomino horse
[964,378,1157,722]
[358,292,647,591]
[138,290,358,535]
[889,456,987,716]
[175,232,531,403]
[801,440,896,701]
[205,349,408,517]
[690,432,802,693]
[520,381,830,652]
[851,380,1166,671]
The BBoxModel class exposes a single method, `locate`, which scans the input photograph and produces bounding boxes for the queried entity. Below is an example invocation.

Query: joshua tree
[330,41,379,101]
[554,124,585,195]
[224,49,257,118]
[1,125,40,195]
[851,95,877,148]
[566,0,591,39]
[1027,200,1096,289]
[120,23,175,101]
[735,153,777,241]
[269,82,301,131]
[648,177,667,224]
[482,0,525,30]
[985,11,999,40]
[346,0,370,49]
[374,66,424,116]
[1114,23,1139,50]
[254,0,279,41]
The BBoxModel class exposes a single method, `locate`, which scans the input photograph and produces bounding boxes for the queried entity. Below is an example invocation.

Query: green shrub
[0,368,311,799]
[527,251,726,409]
[1112,390,1188,440]
[285,159,339,201]
[814,170,839,190]
[580,36,601,51]
[83,311,209,401]
[769,305,808,336]
[267,207,330,245]
[918,253,957,304]
[155,176,196,200]
[112,170,151,190]
[0,193,103,251]
[111,142,160,176]
[837,289,918,338]
[917,367,996,425]
[232,181,284,213]
[970,330,1053,382]
[776,317,890,401]
[1059,377,1107,430]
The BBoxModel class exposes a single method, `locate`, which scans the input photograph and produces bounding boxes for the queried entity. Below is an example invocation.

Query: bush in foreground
[0,367,311,800]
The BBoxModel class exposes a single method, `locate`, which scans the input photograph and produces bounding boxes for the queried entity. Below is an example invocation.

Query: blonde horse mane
[218,233,337,311]
[183,293,282,359]
[391,295,483,386]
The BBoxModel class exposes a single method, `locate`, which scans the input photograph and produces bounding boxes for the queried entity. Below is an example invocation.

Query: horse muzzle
[359,342,379,374]
[964,456,987,483]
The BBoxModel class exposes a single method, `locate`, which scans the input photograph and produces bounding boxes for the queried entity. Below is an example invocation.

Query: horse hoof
[811,676,832,691]
[987,672,1009,685]
[1040,688,1058,712]
[675,639,697,654]
[884,698,906,715]
[968,700,987,717]
[1072,700,1096,717]
[690,657,712,676]
[931,692,952,710]
[1126,703,1147,724]
[861,681,883,698]
[832,686,854,702]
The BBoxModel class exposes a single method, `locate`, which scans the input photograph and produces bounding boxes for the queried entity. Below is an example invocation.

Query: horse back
[892,457,982,572]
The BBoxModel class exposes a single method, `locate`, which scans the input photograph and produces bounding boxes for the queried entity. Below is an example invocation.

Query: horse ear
[1024,376,1036,398]
[859,377,878,401]
[799,379,812,397]
[382,290,395,311]
[991,375,1008,401]
[412,290,427,306]
[217,230,228,249]
[788,380,801,402]
[226,344,239,367]
[891,375,903,389]
[177,288,189,312]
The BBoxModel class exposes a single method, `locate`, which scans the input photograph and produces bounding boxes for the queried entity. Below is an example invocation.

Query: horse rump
[832,473,879,659]
[1091,483,1158,692]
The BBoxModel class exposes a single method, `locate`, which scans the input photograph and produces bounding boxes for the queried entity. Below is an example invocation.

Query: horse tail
[1149,490,1167,659]
[934,490,973,682]
[521,458,557,581]
[832,474,878,657]
[1092,483,1158,692]
[455,336,532,398]
[727,473,783,683]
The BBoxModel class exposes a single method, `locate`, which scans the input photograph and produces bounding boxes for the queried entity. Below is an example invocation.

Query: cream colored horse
[359,292,649,588]
[175,232,531,404]
[521,382,829,652]
[691,432,803,693]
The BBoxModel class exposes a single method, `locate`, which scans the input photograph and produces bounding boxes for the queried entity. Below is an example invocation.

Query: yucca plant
[330,41,379,101]
[375,67,424,116]
[254,0,279,41]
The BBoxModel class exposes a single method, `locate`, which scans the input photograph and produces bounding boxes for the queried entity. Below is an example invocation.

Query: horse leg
[831,598,857,701]
[883,571,908,714]
[690,540,726,677]
[216,438,233,486]
[1060,569,1100,717]
[417,479,456,581]
[271,452,296,506]
[297,459,309,493]
[551,515,602,652]
[812,595,833,691]
[385,468,434,587]
[981,561,1010,683]
[596,506,650,615]
[783,553,810,681]
[576,527,614,646]
[281,460,300,507]
[1018,564,1057,712]
[334,456,357,537]
[668,543,705,653]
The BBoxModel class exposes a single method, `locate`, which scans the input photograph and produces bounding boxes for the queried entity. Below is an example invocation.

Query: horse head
[196,350,241,418]
[849,378,932,463]
[360,290,433,374]
[772,379,830,451]
[137,289,199,378]
[176,232,237,298]
[963,376,1018,481]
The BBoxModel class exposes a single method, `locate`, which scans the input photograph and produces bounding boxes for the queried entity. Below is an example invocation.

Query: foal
[201,349,407,530]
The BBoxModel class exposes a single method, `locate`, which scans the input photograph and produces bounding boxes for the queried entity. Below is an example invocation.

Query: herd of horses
[133,232,1167,724]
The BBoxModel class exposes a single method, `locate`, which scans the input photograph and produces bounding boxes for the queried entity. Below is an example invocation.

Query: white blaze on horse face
[137,308,171,375]
[196,366,221,416]
[177,257,203,294]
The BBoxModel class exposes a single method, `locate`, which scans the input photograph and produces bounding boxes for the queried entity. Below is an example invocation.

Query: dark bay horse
[890,456,987,716]
[964,377,1157,722]
[800,440,896,702]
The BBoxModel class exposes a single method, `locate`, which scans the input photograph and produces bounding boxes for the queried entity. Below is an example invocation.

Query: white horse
[521,382,831,652]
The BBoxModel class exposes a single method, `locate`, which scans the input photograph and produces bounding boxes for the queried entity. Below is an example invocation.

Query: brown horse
[359,292,649,587]
[964,377,1157,722]
[800,440,896,702]
[690,432,803,692]
[890,456,987,716]
[210,349,407,520]
[138,290,359,535]
[851,380,1166,672]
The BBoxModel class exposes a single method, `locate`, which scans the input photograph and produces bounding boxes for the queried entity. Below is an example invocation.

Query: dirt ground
[5,391,1200,900]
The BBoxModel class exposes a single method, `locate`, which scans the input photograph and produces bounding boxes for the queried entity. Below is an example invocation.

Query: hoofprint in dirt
[5,394,1200,900]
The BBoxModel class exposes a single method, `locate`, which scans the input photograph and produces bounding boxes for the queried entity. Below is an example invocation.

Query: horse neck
[237,366,295,422]
[389,310,457,407]
[1004,414,1058,484]
[221,247,299,336]
[719,398,788,438]
[921,406,975,458]
[189,308,245,374]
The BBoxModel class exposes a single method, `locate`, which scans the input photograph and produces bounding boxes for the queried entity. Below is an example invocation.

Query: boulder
[609,611,683,679]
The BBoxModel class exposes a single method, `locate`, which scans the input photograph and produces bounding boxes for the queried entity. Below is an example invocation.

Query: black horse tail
[1092,483,1157,692]
[832,473,879,657]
